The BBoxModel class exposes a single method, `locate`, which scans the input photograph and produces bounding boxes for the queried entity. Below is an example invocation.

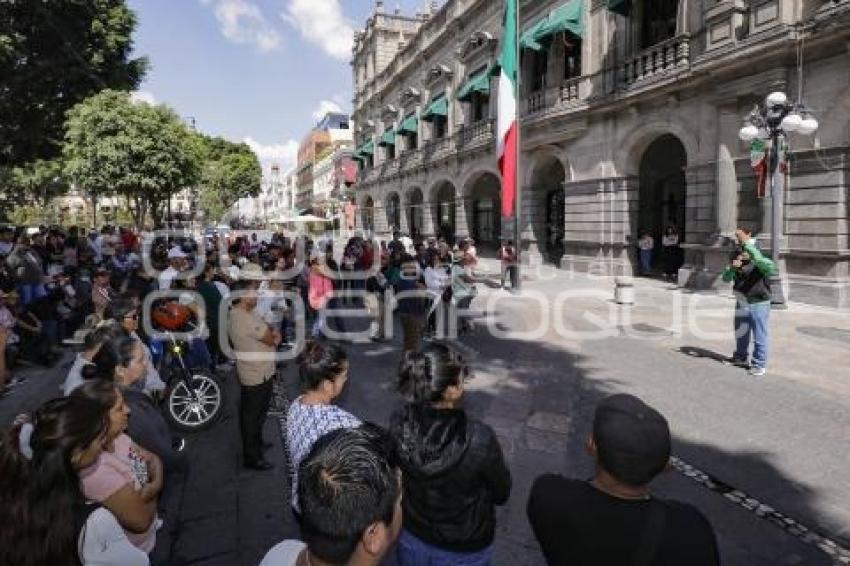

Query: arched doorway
[638,134,687,269]
[433,182,457,242]
[464,172,501,248]
[406,188,424,238]
[386,192,401,232]
[361,196,375,233]
[529,155,566,263]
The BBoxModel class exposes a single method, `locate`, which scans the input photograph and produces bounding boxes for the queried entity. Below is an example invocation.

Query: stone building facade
[351,0,850,308]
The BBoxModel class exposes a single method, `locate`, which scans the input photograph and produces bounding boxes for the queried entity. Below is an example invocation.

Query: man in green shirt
[721,228,776,376]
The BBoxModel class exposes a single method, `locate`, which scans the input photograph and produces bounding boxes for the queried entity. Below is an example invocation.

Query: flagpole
[513,0,522,291]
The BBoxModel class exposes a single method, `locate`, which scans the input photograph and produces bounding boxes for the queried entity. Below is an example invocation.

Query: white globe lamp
[781,113,803,132]
[766,91,788,108]
[738,124,759,142]
[797,116,819,136]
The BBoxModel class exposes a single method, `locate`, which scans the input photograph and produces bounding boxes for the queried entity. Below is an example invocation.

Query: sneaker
[724,356,749,368]
[748,366,766,377]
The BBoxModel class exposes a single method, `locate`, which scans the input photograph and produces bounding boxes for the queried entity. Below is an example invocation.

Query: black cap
[593,394,671,487]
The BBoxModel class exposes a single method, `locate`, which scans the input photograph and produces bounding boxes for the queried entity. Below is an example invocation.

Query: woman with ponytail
[389,342,511,565]
[76,363,163,554]
[286,340,361,514]
[0,396,148,566]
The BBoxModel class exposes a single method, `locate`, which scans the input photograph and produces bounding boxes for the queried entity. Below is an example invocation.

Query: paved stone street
[2,266,849,565]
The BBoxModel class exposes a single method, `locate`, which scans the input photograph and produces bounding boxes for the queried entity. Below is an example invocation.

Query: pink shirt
[79,434,156,553]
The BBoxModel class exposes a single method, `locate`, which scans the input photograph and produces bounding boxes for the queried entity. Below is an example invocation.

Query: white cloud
[282,0,354,61]
[311,100,342,122]
[130,91,157,105]
[202,0,281,52]
[244,137,299,171]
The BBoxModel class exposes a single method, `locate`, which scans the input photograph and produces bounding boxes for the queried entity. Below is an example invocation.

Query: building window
[407,134,418,151]
[472,93,489,122]
[531,49,548,92]
[386,144,395,160]
[641,0,678,49]
[563,35,582,79]
[433,117,447,139]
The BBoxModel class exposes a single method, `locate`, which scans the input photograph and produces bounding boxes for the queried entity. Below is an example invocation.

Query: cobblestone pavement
[2,266,849,565]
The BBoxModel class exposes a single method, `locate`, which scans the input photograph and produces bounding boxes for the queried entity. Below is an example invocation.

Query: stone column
[455,197,470,240]
[521,188,544,268]
[421,201,435,237]
[715,105,739,241]
[398,198,409,234]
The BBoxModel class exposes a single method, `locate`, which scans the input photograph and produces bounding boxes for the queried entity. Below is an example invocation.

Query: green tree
[8,158,69,207]
[63,90,199,228]
[0,0,147,166]
[193,135,262,223]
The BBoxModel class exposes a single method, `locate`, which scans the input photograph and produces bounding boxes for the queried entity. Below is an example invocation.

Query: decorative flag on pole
[497,0,518,218]
[750,139,767,199]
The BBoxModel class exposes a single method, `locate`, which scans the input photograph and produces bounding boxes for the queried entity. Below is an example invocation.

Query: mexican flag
[497,0,518,219]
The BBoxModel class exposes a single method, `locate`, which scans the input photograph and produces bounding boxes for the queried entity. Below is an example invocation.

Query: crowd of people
[0,222,735,565]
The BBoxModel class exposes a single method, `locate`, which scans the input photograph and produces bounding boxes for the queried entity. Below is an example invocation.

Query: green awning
[456,63,496,101]
[396,115,418,136]
[607,0,631,16]
[358,140,374,155]
[379,130,396,147]
[521,0,584,51]
[421,95,448,122]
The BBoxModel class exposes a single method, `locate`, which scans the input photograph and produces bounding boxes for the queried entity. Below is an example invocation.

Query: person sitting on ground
[92,267,113,320]
[9,288,55,366]
[286,340,361,516]
[527,393,719,566]
[72,379,163,554]
[260,424,402,566]
[85,334,186,476]
[389,343,511,565]
[0,395,149,566]
[63,322,115,396]
[106,299,167,396]
[0,289,19,393]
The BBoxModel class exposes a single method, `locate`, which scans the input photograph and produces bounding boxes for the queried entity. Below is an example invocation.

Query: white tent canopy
[271,214,331,223]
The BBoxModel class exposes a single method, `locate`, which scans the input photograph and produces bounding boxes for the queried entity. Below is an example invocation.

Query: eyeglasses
[124,313,138,321]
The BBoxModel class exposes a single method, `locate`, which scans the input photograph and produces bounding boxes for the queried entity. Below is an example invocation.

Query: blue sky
[128,0,433,173]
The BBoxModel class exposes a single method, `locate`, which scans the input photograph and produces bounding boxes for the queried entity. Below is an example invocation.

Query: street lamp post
[738,91,818,306]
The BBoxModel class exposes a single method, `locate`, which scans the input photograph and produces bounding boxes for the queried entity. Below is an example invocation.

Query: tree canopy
[193,134,262,223]
[63,90,199,227]
[0,0,147,165]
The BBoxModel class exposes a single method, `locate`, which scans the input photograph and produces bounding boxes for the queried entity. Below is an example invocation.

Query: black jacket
[389,404,511,552]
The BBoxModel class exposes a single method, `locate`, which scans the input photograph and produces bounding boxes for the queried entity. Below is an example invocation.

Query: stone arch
[637,134,688,272]
[361,195,375,233]
[617,119,698,177]
[526,151,569,263]
[524,146,571,188]
[385,191,401,232]
[405,187,425,238]
[462,170,502,246]
[429,179,458,242]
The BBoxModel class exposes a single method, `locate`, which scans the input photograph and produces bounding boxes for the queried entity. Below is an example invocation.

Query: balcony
[457,118,495,151]
[621,34,690,89]
[421,136,455,161]
[526,90,546,115]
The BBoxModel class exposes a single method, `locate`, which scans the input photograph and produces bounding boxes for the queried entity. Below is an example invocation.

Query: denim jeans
[311,309,326,338]
[18,283,46,305]
[734,301,771,369]
[396,530,493,566]
[639,249,652,274]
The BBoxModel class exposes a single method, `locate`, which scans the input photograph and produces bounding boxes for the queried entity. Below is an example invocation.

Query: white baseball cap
[167,246,187,260]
